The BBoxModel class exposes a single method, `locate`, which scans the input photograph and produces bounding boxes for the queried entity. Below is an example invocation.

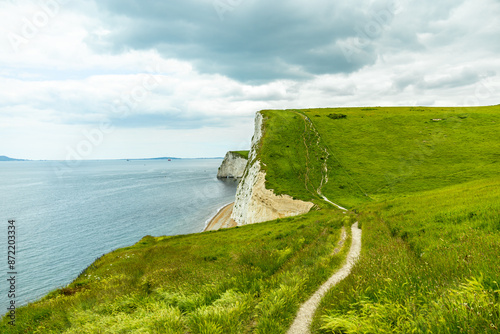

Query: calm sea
[0,159,237,311]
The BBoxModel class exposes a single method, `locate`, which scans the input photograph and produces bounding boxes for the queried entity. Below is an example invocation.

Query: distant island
[0,155,26,161]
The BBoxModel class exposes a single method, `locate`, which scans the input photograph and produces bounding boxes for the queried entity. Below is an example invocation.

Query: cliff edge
[231,111,314,225]
[217,151,249,178]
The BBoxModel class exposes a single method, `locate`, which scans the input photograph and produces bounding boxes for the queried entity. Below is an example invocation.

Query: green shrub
[327,113,347,119]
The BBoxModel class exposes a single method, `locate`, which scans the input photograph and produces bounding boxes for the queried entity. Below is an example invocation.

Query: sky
[0,0,499,160]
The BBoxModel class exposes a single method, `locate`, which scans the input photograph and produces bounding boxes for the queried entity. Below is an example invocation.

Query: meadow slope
[259,105,499,332]
[1,210,354,333]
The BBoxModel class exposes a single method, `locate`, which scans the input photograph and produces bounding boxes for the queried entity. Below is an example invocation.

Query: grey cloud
[86,0,400,82]
[318,83,357,96]
[109,112,253,130]
[392,72,422,91]
[392,68,483,92]
[230,89,289,102]
[418,69,480,90]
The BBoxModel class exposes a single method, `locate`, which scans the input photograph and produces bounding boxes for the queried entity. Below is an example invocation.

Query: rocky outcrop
[217,152,248,178]
[231,111,314,225]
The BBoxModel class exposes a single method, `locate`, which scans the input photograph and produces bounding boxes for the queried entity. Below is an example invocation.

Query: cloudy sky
[0,0,499,160]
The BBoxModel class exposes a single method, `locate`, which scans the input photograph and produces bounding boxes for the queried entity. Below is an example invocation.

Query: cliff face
[217,152,248,178]
[231,111,314,225]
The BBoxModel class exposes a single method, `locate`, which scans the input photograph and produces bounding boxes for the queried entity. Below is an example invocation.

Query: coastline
[204,202,237,231]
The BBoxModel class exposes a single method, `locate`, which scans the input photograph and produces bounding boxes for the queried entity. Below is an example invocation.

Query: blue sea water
[0,159,237,311]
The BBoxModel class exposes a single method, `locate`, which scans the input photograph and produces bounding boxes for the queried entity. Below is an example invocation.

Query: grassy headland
[231,150,250,160]
[2,105,499,333]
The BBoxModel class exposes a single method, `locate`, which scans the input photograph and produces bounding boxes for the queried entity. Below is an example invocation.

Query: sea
[0,159,238,311]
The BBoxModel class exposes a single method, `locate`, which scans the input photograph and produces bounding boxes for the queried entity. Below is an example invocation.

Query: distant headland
[0,155,27,161]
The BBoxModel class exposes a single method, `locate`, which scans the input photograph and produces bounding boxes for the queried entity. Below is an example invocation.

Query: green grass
[312,177,500,333]
[1,210,354,333]
[303,106,500,208]
[231,150,250,160]
[256,106,500,333]
[257,106,499,209]
[257,110,330,206]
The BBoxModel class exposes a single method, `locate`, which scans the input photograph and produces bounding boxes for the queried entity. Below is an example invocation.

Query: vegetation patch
[231,150,250,159]
[327,113,347,120]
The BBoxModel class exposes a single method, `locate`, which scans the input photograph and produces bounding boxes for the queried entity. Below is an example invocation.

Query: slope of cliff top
[257,105,499,208]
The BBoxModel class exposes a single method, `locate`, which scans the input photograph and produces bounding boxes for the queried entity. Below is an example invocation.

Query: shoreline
[203,202,237,232]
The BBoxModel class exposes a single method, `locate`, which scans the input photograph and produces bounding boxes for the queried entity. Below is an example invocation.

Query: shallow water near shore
[0,159,237,310]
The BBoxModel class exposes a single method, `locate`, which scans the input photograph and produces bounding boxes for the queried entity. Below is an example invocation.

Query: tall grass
[313,177,500,333]
[1,210,353,333]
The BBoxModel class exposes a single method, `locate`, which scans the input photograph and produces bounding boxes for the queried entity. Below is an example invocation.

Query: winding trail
[287,110,362,333]
[287,222,362,334]
[320,195,348,211]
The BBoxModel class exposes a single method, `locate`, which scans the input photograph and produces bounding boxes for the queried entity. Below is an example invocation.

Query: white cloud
[0,0,499,160]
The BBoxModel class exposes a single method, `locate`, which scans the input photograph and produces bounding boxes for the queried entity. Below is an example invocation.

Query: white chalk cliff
[231,111,314,225]
[217,151,248,178]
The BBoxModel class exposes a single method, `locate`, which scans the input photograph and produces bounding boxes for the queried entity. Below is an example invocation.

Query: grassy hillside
[257,106,499,209]
[255,105,500,332]
[257,110,326,205]
[303,106,500,208]
[2,105,499,333]
[1,210,353,333]
[312,177,500,333]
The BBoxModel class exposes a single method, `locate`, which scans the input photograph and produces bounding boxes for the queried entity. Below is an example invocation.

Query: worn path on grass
[293,111,349,212]
[289,110,362,334]
[287,222,362,334]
